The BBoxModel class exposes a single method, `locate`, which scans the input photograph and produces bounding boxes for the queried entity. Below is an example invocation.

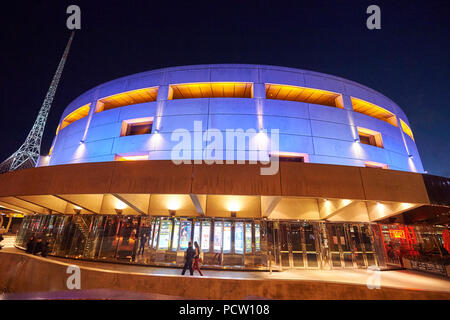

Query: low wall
[0,251,449,300]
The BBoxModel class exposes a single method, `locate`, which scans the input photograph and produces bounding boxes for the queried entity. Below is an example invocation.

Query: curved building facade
[48,64,423,172]
[5,65,449,273]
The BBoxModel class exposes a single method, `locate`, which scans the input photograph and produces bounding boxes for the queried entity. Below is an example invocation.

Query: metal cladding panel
[360,167,429,204]
[191,163,282,196]
[48,64,424,173]
[279,162,366,199]
[0,161,434,207]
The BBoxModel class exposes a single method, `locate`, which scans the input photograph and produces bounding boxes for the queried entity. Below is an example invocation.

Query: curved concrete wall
[48,64,423,173]
[1,250,448,299]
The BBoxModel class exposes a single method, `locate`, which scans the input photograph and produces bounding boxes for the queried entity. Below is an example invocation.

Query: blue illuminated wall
[47,64,423,173]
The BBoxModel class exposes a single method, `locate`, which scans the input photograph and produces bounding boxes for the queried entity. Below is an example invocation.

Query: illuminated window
[365,161,389,169]
[120,117,154,137]
[96,87,158,113]
[270,152,309,163]
[357,127,384,148]
[351,97,398,127]
[400,119,414,141]
[115,154,149,161]
[265,83,344,108]
[58,103,91,132]
[169,82,253,99]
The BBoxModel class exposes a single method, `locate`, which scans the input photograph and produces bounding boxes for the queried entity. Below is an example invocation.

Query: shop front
[16,214,397,271]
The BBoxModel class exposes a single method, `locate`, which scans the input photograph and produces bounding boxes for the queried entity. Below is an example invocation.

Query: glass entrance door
[304,223,320,268]
[290,223,304,268]
[279,223,290,268]
[326,223,378,269]
[327,224,354,268]
[277,222,321,269]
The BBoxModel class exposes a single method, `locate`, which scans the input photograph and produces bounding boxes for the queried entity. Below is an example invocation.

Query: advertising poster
[245,223,252,253]
[214,221,223,253]
[193,221,201,246]
[235,222,244,254]
[171,220,180,251]
[158,219,171,250]
[223,221,232,253]
[255,223,261,252]
[201,221,210,251]
[179,220,192,250]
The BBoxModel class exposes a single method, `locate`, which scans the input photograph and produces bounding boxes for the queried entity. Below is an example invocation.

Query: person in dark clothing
[41,240,50,257]
[137,233,147,256]
[32,238,43,255]
[181,242,195,276]
[26,236,36,254]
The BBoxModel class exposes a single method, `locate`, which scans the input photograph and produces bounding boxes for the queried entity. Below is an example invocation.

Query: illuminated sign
[214,221,223,253]
[180,220,192,250]
[223,222,231,253]
[201,221,211,252]
[245,223,252,253]
[171,219,180,251]
[158,219,172,250]
[255,224,260,252]
[235,222,244,254]
[389,229,406,239]
[193,221,201,246]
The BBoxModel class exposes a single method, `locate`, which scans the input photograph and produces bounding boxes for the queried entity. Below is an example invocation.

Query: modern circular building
[3,64,449,273]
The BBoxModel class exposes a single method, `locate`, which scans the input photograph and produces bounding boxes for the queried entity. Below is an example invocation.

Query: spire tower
[0,31,75,173]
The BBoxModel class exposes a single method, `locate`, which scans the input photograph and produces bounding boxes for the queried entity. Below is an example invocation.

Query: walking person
[181,241,195,276]
[193,241,203,276]
[25,236,36,254]
[32,237,43,255]
[41,239,50,257]
[138,233,147,256]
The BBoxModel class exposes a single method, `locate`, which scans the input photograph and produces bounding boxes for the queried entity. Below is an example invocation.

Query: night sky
[0,0,449,176]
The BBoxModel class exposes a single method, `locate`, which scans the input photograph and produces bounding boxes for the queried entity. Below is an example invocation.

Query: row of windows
[56,82,414,142]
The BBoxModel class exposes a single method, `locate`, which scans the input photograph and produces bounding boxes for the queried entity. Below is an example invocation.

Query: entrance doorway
[326,223,378,269]
[278,222,321,269]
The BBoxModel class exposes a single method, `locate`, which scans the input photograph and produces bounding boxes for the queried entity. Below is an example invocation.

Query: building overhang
[0,160,445,222]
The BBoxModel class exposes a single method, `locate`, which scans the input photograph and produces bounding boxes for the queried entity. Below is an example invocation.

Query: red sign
[389,230,406,239]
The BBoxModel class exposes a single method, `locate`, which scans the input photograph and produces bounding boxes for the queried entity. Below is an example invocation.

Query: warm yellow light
[342,199,351,206]
[74,205,82,210]
[351,97,398,127]
[96,87,158,113]
[400,119,414,141]
[115,200,127,210]
[266,83,343,108]
[169,82,253,99]
[167,199,181,211]
[227,201,240,212]
[115,155,149,161]
[365,161,389,169]
[59,103,91,131]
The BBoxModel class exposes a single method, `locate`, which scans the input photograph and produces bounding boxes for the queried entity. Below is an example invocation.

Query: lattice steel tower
[0,31,75,173]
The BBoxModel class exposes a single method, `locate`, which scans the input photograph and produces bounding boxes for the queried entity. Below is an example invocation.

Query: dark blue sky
[0,0,449,176]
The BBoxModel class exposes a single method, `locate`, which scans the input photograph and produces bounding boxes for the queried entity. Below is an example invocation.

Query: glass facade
[19,214,437,271]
